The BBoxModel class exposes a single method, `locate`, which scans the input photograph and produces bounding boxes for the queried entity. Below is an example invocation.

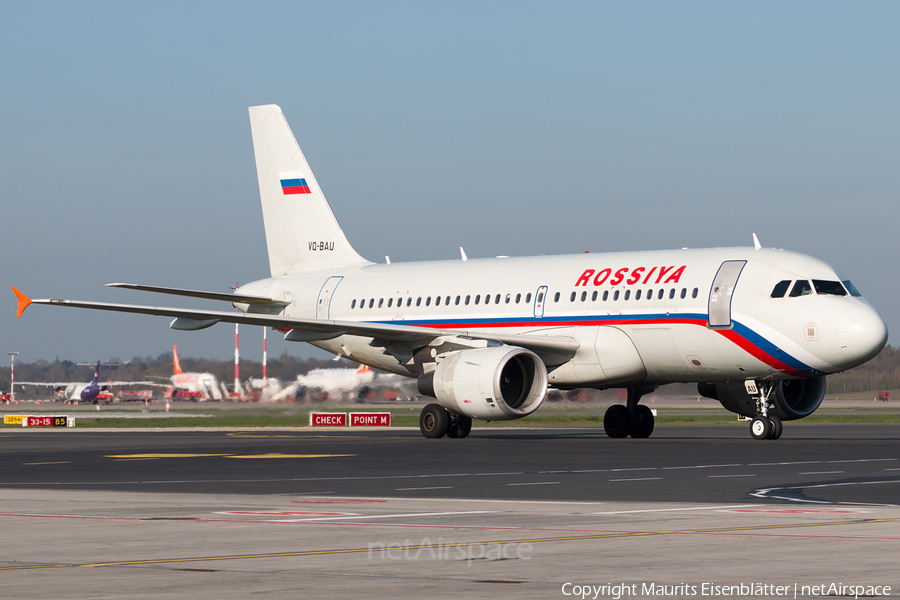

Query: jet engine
[698,376,827,421]
[416,346,547,421]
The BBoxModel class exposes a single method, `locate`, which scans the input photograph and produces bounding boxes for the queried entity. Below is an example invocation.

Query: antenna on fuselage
[752,233,761,250]
[460,247,468,262]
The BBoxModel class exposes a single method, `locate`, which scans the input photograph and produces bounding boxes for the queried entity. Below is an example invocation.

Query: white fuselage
[236,246,887,389]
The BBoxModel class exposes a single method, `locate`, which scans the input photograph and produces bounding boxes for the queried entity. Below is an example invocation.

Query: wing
[12,287,579,366]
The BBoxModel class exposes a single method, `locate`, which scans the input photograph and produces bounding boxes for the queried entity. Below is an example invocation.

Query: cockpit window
[842,280,862,297]
[771,280,791,298]
[789,280,812,297]
[812,280,847,296]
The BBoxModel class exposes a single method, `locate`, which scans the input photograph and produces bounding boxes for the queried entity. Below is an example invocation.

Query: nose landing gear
[746,380,783,440]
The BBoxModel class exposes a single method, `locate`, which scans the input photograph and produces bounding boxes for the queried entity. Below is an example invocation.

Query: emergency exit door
[708,261,746,328]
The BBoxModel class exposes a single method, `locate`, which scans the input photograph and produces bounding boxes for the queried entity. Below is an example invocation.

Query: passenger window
[842,280,862,297]
[369,299,374,308]
[495,294,501,304]
[416,297,422,306]
[669,289,675,299]
[465,295,471,305]
[388,298,393,308]
[378,298,383,308]
[692,288,698,299]
[591,291,598,301]
[515,293,521,303]
[580,291,586,301]
[680,288,686,299]
[789,280,812,297]
[658,289,664,300]
[603,291,609,301]
[455,295,461,305]
[570,291,576,302]
[406,297,412,307]
[485,294,491,305]
[475,295,481,305]
[813,280,848,296]
[351,299,356,309]
[624,290,631,300]
[435,296,440,306]
[527,293,533,303]
[554,292,560,302]
[446,296,451,305]
[770,280,791,298]
[613,290,619,301]
[635,290,642,300]
[505,294,511,304]
[426,297,431,306]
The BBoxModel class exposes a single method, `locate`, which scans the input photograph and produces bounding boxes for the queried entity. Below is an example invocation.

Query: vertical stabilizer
[173,345,183,375]
[91,361,101,386]
[249,105,372,276]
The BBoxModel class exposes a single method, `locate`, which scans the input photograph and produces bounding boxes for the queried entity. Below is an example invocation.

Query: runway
[2,425,899,505]
[2,425,899,599]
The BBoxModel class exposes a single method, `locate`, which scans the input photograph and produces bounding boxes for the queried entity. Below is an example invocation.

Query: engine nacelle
[417,346,547,421]
[698,377,827,421]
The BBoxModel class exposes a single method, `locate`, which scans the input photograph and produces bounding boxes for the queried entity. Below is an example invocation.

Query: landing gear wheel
[750,417,773,440]
[604,405,634,438]
[447,414,472,438]
[767,415,783,440]
[420,404,450,438]
[630,405,655,438]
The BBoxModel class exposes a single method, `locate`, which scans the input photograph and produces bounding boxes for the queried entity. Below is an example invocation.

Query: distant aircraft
[16,360,160,404]
[13,104,888,439]
[168,345,224,400]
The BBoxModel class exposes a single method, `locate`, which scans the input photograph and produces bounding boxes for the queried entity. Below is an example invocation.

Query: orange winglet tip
[11,287,32,318]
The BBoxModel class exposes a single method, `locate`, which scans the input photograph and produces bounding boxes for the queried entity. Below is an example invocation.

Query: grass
[4,412,900,429]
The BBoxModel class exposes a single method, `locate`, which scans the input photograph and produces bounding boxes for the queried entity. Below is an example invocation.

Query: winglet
[11,287,32,318]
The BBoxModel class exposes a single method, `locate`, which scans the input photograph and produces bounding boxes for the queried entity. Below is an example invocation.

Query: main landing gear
[604,386,656,439]
[419,403,472,439]
[746,380,782,440]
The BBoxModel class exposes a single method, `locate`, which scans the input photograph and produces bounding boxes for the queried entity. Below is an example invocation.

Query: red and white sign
[309,412,347,427]
[23,416,69,427]
[349,412,391,427]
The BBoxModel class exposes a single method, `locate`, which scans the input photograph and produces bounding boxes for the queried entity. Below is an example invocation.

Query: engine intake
[417,346,547,421]
[698,376,826,421]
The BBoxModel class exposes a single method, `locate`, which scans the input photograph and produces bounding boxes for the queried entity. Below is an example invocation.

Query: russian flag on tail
[279,171,311,195]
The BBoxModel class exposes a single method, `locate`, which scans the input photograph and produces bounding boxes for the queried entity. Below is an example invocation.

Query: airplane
[12,104,888,440]
[16,360,162,404]
[169,345,224,400]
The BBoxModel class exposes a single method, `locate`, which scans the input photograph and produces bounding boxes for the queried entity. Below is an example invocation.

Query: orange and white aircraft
[12,105,888,440]
[169,345,223,400]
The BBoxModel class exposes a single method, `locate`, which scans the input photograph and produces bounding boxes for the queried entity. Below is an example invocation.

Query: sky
[2,1,899,364]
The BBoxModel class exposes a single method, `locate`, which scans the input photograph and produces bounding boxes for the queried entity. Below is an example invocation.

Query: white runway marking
[505,482,560,486]
[707,474,756,478]
[279,510,497,522]
[663,463,742,470]
[798,471,845,475]
[394,486,453,491]
[608,477,662,482]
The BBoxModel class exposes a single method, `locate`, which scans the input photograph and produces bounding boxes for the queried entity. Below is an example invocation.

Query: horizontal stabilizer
[105,283,290,309]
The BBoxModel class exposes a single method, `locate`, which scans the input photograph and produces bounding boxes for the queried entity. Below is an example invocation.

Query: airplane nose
[837,304,888,367]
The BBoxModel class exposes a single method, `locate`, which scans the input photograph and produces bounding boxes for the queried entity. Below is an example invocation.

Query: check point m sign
[309,412,391,427]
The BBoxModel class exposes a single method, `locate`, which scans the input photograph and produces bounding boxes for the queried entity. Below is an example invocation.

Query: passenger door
[316,276,343,319]
[533,285,548,318]
[708,261,746,328]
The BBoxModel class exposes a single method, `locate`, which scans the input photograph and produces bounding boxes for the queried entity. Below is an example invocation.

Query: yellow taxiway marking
[2,516,898,571]
[21,461,72,466]
[226,453,357,459]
